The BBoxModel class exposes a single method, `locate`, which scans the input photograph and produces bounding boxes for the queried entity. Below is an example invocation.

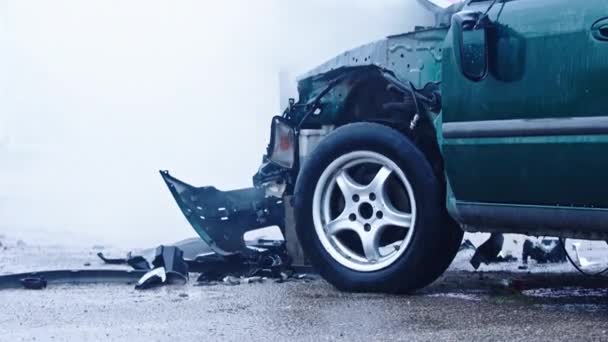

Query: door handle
[592,18,608,41]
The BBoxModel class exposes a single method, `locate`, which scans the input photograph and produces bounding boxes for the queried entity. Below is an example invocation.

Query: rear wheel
[294,122,462,293]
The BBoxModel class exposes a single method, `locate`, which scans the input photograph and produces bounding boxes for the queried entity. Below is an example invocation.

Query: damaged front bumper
[160,170,284,256]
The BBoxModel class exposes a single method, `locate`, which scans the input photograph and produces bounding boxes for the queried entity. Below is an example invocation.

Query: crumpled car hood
[297,39,389,81]
[297,27,448,88]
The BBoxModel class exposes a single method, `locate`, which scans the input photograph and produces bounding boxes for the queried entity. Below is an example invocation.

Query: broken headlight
[267,116,296,169]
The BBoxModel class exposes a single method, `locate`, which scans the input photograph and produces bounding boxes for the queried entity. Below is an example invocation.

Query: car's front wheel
[294,122,462,293]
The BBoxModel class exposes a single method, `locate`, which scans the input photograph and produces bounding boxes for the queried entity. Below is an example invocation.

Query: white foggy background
[0,1,433,247]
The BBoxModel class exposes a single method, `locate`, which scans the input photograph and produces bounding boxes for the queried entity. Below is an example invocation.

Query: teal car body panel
[440,0,608,236]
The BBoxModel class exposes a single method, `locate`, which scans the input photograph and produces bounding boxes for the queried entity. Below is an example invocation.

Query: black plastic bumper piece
[160,170,284,255]
[0,270,147,290]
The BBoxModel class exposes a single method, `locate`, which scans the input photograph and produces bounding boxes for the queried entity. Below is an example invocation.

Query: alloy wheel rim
[312,150,417,272]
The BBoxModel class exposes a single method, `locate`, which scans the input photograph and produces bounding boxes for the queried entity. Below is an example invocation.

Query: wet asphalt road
[1,241,608,341]
[1,273,608,341]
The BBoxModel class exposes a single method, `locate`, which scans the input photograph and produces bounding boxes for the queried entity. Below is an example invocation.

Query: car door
[440,0,608,233]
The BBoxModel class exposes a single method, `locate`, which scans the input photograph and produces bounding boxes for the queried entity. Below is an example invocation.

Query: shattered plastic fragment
[134,246,189,289]
[127,256,151,271]
[0,270,147,290]
[223,276,241,286]
[242,276,264,284]
[470,233,505,269]
[459,239,475,252]
[522,238,567,265]
[135,267,167,290]
[159,171,284,255]
[20,277,47,290]
[97,253,127,265]
[294,274,317,282]
[196,271,224,283]
[151,246,189,285]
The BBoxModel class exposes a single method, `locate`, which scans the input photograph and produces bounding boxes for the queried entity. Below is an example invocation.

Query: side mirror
[453,11,491,81]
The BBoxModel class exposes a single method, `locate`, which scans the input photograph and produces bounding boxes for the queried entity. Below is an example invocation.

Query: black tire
[294,122,463,293]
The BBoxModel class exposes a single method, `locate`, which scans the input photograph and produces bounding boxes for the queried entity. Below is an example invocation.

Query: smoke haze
[0,1,432,247]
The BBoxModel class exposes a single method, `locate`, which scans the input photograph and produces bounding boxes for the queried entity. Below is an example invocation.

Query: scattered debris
[20,277,47,290]
[97,251,151,270]
[293,273,317,282]
[570,242,596,268]
[98,238,219,271]
[196,273,314,287]
[99,238,301,289]
[97,253,127,265]
[152,246,189,284]
[135,246,189,290]
[459,239,475,252]
[470,234,517,269]
[0,270,147,290]
[522,238,566,265]
[195,271,224,283]
[242,276,264,284]
[128,256,151,270]
[275,271,291,283]
[193,245,293,285]
[135,267,167,290]
[561,239,608,276]
[0,235,309,291]
[222,276,242,286]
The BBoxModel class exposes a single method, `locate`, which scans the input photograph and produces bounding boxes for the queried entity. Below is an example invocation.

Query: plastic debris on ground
[97,237,316,289]
[0,235,314,290]
[469,234,517,270]
[135,246,189,290]
[521,237,567,268]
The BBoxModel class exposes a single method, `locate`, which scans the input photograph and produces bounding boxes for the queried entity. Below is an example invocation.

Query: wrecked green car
[162,0,608,293]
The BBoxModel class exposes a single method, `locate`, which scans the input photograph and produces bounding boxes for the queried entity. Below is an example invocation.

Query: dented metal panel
[297,27,448,89]
[387,27,448,87]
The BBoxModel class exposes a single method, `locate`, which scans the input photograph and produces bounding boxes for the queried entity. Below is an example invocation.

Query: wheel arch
[338,80,445,190]
[297,66,445,191]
